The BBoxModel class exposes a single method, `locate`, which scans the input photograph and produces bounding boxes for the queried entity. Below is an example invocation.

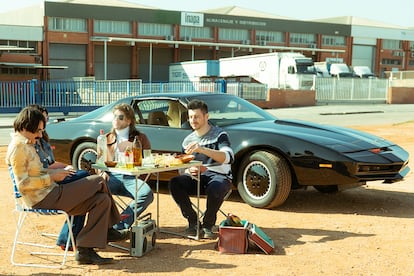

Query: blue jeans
[56,172,153,247]
[107,173,154,230]
[169,170,231,229]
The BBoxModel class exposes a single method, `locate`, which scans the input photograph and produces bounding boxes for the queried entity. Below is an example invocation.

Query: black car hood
[230,119,393,153]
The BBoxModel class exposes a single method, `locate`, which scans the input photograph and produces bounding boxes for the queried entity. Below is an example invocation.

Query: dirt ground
[0,122,413,276]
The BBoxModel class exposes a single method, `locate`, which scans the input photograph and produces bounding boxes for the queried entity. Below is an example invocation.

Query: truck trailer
[169,60,219,82]
[168,52,317,90]
[218,52,317,90]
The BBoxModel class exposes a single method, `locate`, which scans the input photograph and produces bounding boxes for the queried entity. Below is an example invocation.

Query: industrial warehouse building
[0,0,414,81]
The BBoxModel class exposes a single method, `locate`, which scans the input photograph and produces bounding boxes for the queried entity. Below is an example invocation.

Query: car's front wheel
[72,142,97,174]
[237,151,291,209]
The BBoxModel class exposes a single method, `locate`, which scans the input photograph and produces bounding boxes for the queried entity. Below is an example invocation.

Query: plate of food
[104,161,118,167]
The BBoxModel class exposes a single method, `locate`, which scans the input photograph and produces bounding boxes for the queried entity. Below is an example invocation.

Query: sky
[2,0,413,27]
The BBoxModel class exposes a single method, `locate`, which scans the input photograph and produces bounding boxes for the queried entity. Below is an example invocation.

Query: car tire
[237,151,291,209]
[313,185,339,193]
[72,141,97,174]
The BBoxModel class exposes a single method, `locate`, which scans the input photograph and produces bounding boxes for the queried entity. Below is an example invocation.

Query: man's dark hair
[28,104,48,116]
[14,107,46,133]
[187,99,208,114]
[28,104,50,141]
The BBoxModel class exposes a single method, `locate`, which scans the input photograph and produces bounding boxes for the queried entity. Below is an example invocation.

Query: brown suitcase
[247,223,274,254]
[218,220,248,254]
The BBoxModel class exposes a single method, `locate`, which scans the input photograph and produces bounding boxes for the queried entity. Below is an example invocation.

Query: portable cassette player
[130,213,156,257]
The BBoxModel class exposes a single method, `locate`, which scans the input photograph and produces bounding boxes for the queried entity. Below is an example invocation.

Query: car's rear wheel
[237,151,291,209]
[72,142,97,175]
[313,185,339,193]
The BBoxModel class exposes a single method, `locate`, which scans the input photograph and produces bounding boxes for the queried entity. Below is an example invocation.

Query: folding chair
[9,166,76,269]
[191,189,233,221]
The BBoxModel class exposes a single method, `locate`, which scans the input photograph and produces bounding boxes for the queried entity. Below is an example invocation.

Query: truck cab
[352,66,376,78]
[280,55,317,90]
[329,63,354,78]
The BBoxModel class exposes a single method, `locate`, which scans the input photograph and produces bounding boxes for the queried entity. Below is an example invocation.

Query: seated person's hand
[185,165,207,176]
[48,161,68,170]
[64,165,74,171]
[49,168,75,182]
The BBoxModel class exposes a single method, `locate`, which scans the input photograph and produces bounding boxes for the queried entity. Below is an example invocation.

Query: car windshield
[71,98,130,122]
[187,94,275,127]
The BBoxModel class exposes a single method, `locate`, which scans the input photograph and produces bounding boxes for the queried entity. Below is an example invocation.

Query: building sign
[205,16,267,28]
[181,12,204,27]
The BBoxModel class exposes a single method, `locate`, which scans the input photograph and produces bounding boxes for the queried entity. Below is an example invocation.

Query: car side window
[135,99,187,128]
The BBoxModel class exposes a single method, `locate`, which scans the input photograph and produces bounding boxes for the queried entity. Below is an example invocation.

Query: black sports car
[46,92,410,208]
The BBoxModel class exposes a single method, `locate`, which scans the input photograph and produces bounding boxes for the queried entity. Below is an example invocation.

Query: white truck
[169,60,219,82]
[352,66,376,78]
[218,52,317,90]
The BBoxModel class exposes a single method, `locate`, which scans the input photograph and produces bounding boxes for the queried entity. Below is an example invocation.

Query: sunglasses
[113,114,125,121]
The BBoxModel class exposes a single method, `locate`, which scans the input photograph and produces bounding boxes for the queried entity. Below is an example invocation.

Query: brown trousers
[33,175,120,249]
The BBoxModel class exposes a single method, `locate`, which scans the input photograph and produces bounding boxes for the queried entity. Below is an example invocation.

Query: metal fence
[0,79,144,114]
[315,77,389,103]
[0,77,391,114]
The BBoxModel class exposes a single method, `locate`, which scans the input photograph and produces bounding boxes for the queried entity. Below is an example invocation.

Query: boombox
[130,213,156,257]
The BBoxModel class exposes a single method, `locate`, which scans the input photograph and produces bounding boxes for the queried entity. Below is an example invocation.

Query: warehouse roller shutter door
[49,44,86,80]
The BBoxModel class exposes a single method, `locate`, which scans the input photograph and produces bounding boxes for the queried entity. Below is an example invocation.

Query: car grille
[355,161,409,180]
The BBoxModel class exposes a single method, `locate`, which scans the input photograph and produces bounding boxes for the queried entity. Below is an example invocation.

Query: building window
[255,30,284,44]
[138,23,173,37]
[322,35,346,46]
[48,17,87,32]
[382,39,402,50]
[290,33,316,45]
[219,28,249,42]
[0,40,37,53]
[94,20,131,34]
[381,58,401,65]
[180,26,212,39]
[1,67,36,75]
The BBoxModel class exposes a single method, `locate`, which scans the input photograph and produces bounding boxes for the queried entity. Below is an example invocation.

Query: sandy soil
[0,122,413,276]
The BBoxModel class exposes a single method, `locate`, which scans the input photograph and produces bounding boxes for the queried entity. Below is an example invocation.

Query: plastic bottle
[96,129,107,165]
[132,135,142,166]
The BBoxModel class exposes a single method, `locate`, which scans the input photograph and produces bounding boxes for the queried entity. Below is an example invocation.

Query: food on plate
[104,161,117,167]
[175,154,195,163]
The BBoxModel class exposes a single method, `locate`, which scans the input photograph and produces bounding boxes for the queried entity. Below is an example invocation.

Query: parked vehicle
[169,60,220,82]
[219,52,317,90]
[352,66,376,78]
[46,92,410,209]
[315,62,354,78]
[169,53,317,90]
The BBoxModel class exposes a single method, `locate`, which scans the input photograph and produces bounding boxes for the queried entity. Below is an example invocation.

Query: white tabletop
[92,160,202,175]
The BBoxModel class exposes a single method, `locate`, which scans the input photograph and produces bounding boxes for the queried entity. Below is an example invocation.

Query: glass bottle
[132,135,142,166]
[96,129,107,165]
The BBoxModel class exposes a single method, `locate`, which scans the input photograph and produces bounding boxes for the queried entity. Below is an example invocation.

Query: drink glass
[116,152,126,168]
[143,149,152,159]
[142,149,153,166]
